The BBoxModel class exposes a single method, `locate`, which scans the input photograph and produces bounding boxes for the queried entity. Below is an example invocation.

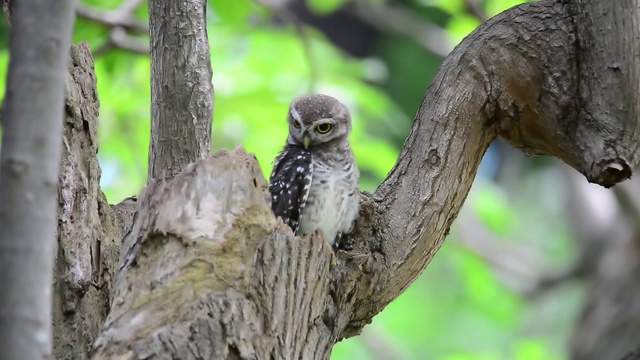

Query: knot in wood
[427,149,440,166]
[591,160,631,188]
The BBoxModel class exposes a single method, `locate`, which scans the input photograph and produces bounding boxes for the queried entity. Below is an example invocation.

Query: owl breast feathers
[269,94,360,246]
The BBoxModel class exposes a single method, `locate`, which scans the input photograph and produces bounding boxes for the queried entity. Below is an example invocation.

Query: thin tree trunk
[147,0,213,181]
[0,1,76,359]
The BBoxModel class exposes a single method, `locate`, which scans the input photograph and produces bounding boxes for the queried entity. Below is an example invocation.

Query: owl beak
[303,135,311,149]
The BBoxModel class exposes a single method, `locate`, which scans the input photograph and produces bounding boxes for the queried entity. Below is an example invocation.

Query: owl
[269,94,360,246]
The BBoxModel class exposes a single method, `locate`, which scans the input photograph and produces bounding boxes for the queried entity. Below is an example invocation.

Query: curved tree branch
[357,0,639,331]
[346,0,581,333]
[567,0,640,185]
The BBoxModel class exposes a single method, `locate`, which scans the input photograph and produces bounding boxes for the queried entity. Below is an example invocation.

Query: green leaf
[515,340,551,360]
[306,0,348,15]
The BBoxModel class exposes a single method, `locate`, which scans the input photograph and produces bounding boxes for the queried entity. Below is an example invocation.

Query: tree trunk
[52,42,125,360]
[47,0,639,358]
[147,0,213,181]
[0,1,75,359]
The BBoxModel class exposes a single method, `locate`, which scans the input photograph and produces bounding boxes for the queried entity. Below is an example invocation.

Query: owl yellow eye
[316,123,331,134]
[293,120,301,129]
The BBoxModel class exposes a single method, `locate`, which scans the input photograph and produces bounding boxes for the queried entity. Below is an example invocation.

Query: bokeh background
[1,0,638,359]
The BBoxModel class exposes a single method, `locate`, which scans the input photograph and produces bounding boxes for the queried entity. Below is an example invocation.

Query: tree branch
[147,0,214,181]
[356,0,638,331]
[75,0,148,33]
[75,0,149,55]
[345,0,453,57]
[93,27,149,56]
[559,0,639,185]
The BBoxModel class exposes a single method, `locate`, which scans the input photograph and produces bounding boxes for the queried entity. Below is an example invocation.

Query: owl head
[286,94,352,149]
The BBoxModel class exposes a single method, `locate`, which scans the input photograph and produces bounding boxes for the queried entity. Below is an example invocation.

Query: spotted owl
[269,94,360,246]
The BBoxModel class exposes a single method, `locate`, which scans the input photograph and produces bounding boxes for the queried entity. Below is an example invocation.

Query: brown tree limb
[147,0,214,181]
[556,0,638,185]
[345,1,593,333]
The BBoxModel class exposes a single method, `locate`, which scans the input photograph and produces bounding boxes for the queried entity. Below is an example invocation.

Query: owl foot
[310,229,337,268]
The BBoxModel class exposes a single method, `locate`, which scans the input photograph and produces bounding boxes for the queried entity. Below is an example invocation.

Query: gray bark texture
[0,1,76,359]
[147,0,213,181]
[53,43,126,360]
[46,0,639,359]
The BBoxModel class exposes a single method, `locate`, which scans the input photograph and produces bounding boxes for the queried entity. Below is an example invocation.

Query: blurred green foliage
[307,0,349,14]
[0,0,583,358]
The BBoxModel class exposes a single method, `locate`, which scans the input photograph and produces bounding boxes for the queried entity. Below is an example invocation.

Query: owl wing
[269,146,313,234]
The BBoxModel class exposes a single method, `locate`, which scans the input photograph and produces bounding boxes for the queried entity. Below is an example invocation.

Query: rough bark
[564,0,639,185]
[90,148,340,359]
[48,0,640,358]
[52,43,123,360]
[0,1,76,359]
[147,0,214,181]
[52,41,143,360]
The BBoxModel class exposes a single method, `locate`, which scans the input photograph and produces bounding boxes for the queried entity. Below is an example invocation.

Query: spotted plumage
[269,94,359,246]
[269,146,313,233]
